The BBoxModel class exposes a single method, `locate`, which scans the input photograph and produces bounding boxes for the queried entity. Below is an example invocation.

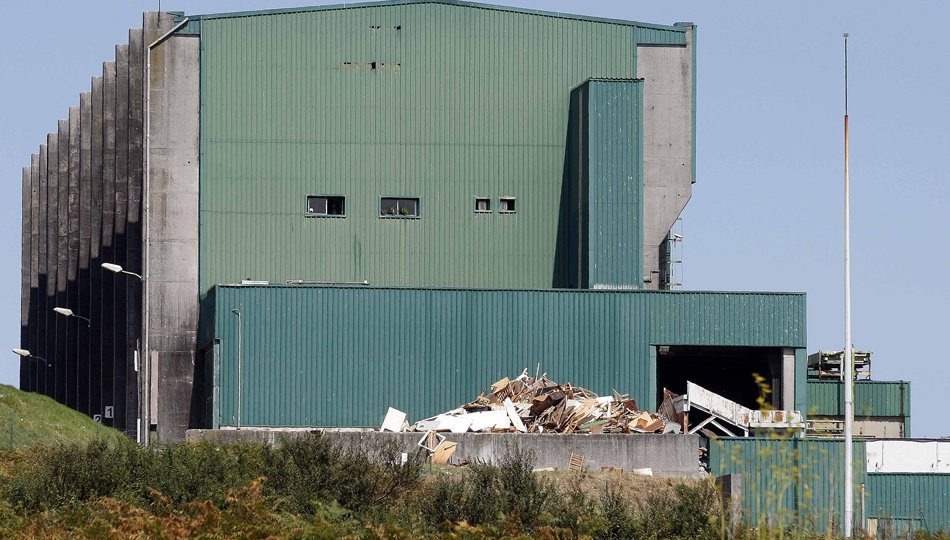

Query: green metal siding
[197,3,687,292]
[865,473,950,533]
[709,437,867,531]
[807,380,911,419]
[200,285,805,428]
[585,80,643,289]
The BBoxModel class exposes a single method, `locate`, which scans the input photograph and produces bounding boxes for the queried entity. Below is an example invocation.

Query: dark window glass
[475,197,490,212]
[307,196,345,216]
[381,197,419,217]
[499,197,516,213]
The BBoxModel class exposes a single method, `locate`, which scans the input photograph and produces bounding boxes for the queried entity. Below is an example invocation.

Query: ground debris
[400,369,669,434]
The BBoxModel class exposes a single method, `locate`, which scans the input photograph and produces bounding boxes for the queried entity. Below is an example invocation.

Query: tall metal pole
[843,32,854,538]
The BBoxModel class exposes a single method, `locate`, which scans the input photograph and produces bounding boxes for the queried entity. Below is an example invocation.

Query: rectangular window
[499,197,516,213]
[306,195,345,217]
[380,197,420,218]
[474,197,491,213]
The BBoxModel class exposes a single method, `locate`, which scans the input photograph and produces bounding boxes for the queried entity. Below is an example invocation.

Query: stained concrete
[145,12,201,442]
[637,26,694,290]
[186,430,703,478]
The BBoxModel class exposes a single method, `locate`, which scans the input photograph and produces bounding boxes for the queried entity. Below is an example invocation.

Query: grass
[0,384,127,450]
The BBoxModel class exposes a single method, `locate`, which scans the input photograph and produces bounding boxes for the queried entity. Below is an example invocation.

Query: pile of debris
[386,369,678,435]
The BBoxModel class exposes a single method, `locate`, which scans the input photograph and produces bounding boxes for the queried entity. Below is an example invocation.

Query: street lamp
[12,348,49,366]
[101,262,143,281]
[103,261,148,443]
[53,307,92,327]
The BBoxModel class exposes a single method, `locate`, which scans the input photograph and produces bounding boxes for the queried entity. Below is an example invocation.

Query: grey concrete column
[90,75,105,421]
[79,92,92,414]
[146,11,201,441]
[637,28,693,290]
[30,150,49,394]
[782,347,796,411]
[114,43,130,433]
[101,60,118,429]
[28,153,40,391]
[21,166,31,389]
[66,106,81,409]
[125,27,145,437]
[56,118,69,404]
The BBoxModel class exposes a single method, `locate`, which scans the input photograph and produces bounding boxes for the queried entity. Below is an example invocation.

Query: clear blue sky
[1,1,947,436]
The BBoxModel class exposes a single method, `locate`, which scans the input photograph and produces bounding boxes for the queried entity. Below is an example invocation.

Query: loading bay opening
[656,345,791,411]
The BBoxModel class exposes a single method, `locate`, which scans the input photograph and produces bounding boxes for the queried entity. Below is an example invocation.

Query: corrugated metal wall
[201,285,805,428]
[807,380,911,418]
[585,79,643,289]
[198,2,687,291]
[709,437,867,531]
[865,474,950,533]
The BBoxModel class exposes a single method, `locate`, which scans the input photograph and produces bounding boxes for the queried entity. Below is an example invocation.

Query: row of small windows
[305,196,516,218]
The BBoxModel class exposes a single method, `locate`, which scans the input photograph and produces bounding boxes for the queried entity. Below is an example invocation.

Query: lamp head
[12,348,30,357]
[101,263,123,273]
[53,307,74,317]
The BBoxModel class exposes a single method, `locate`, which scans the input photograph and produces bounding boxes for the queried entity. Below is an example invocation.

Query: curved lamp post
[53,307,92,327]
[101,262,143,281]
[12,348,49,366]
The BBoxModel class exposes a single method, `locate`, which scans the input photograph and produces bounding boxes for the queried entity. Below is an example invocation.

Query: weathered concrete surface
[146,12,201,442]
[186,430,703,477]
[637,26,693,289]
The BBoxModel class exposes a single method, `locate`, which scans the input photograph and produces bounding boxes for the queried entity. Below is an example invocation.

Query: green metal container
[807,380,911,435]
[200,285,806,428]
[709,436,867,532]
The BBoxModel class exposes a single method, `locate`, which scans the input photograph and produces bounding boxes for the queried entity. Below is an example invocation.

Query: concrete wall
[186,429,703,477]
[637,26,693,289]
[145,13,201,442]
[18,15,162,437]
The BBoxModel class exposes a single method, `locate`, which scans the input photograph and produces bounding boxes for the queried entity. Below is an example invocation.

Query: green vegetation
[0,384,126,449]
[3,434,944,538]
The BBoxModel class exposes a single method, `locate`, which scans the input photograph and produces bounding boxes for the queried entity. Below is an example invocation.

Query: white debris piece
[468,410,511,431]
[504,398,527,432]
[381,407,407,432]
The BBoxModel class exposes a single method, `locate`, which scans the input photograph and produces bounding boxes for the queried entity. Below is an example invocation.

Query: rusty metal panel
[201,285,805,428]
[709,437,867,530]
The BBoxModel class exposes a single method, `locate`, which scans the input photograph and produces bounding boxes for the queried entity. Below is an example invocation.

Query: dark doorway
[656,345,782,410]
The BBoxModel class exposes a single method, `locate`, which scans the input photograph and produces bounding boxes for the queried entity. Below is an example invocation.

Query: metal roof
[178,0,688,32]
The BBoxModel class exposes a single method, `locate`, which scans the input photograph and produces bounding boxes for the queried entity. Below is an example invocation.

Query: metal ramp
[682,381,805,437]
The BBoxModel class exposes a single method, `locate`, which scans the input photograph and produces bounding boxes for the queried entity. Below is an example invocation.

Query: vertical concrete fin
[102,62,117,248]
[637,32,694,289]
[34,149,46,394]
[21,166,32,389]
[80,93,92,271]
[115,44,129,236]
[56,118,69,294]
[91,77,104,259]
[90,74,105,422]
[128,28,144,227]
[147,20,201,441]
[68,105,81,282]
[21,167,32,329]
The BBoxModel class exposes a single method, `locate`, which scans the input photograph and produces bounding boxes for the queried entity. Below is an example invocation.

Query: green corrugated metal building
[807,380,911,437]
[20,0,820,443]
[199,286,807,428]
[710,438,950,534]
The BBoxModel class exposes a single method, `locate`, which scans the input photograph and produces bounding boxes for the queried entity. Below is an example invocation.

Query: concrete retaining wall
[186,429,703,478]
